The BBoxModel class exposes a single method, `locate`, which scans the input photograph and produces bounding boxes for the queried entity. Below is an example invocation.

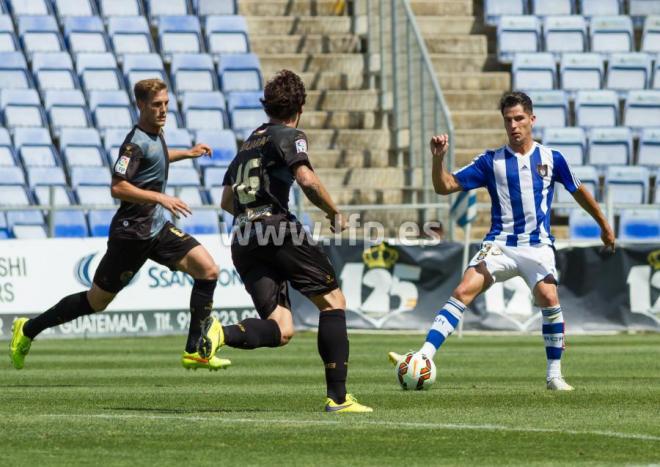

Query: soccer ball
[395,352,436,390]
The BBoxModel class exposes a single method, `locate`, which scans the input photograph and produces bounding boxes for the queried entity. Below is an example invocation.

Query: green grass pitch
[1,333,659,466]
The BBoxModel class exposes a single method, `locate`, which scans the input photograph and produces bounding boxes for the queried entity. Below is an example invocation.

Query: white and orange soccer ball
[395,352,437,390]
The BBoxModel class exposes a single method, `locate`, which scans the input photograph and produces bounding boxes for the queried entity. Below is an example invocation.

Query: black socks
[23,291,95,339]
[318,309,349,404]
[223,318,281,349]
[186,279,217,353]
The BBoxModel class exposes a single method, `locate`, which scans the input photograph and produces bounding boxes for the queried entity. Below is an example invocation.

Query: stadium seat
[637,128,660,167]
[218,53,262,92]
[543,16,587,57]
[624,90,660,130]
[575,90,619,127]
[7,0,51,16]
[103,127,133,160]
[34,185,73,206]
[204,166,227,188]
[651,55,660,89]
[560,53,604,93]
[147,0,191,21]
[14,127,59,167]
[76,53,123,92]
[555,164,600,211]
[108,16,155,56]
[568,209,600,239]
[220,210,233,233]
[195,129,237,167]
[53,0,96,21]
[76,185,114,205]
[182,91,227,131]
[0,185,31,205]
[606,53,652,96]
[59,128,107,169]
[525,90,568,133]
[17,15,65,56]
[27,166,67,188]
[618,209,660,242]
[605,165,650,204]
[587,127,632,166]
[195,0,236,17]
[168,166,200,186]
[512,53,556,90]
[158,15,202,57]
[0,51,31,89]
[52,210,89,237]
[1,88,46,128]
[171,53,217,94]
[44,89,91,132]
[70,166,112,188]
[122,53,168,92]
[227,91,267,137]
[165,186,205,205]
[0,212,8,238]
[32,52,78,91]
[205,15,250,56]
[642,16,660,53]
[484,0,526,26]
[578,0,621,16]
[0,166,26,185]
[542,127,586,166]
[655,169,660,204]
[10,213,48,239]
[630,0,660,27]
[0,15,19,52]
[164,127,195,167]
[88,209,114,236]
[98,0,143,17]
[89,90,136,130]
[590,16,633,53]
[532,0,574,16]
[179,208,219,234]
[0,127,17,166]
[63,16,108,54]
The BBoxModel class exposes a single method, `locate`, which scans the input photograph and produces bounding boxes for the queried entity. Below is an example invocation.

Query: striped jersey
[453,142,580,246]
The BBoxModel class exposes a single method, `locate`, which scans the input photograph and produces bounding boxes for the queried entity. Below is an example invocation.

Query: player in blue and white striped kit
[390,92,616,390]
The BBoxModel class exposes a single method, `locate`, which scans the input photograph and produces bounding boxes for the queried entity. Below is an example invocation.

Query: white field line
[41,413,660,442]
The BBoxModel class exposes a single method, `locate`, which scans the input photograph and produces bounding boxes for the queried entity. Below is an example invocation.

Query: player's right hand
[158,194,192,218]
[600,224,616,254]
[430,134,449,159]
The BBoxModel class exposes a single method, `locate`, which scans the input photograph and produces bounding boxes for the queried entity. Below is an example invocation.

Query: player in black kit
[197,70,372,413]
[10,79,230,371]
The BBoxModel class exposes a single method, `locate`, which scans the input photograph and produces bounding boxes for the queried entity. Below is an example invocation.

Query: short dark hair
[499,91,533,115]
[134,78,168,103]
[260,70,307,121]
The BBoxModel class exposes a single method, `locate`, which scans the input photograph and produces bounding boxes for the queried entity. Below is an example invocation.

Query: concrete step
[247,17,352,35]
[298,71,366,90]
[305,90,379,111]
[443,90,504,110]
[308,150,390,169]
[316,168,406,187]
[438,72,510,91]
[259,54,365,75]
[301,110,377,129]
[454,130,506,150]
[410,0,473,16]
[305,129,392,151]
[250,34,361,54]
[425,35,488,55]
[239,0,338,16]
[416,17,484,35]
[452,110,503,130]
[431,54,499,73]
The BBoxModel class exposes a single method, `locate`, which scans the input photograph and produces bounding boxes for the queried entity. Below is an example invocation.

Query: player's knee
[328,289,346,310]
[536,289,558,308]
[202,263,219,281]
[87,292,113,312]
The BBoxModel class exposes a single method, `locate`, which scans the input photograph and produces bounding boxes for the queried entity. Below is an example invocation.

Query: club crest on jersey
[116,155,130,175]
[295,139,307,154]
[536,164,549,177]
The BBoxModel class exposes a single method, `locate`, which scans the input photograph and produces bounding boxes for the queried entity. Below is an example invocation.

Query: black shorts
[231,226,339,319]
[94,222,200,293]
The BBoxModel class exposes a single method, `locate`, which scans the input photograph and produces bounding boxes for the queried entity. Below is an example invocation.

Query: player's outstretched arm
[430,135,462,195]
[572,185,616,252]
[168,143,212,162]
[294,164,346,232]
[111,177,192,218]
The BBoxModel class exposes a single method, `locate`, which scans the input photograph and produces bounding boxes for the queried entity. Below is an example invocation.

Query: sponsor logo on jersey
[295,139,307,154]
[116,155,130,175]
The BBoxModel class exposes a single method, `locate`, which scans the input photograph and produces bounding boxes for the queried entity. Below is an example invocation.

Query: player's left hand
[189,143,212,158]
[600,225,616,254]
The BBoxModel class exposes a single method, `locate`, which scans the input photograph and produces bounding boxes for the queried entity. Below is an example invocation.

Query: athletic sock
[317,309,349,404]
[542,305,565,380]
[419,297,466,359]
[23,291,95,339]
[186,279,216,353]
[222,318,281,349]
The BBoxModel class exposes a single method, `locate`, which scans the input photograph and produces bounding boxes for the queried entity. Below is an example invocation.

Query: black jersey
[109,126,170,240]
[222,123,311,225]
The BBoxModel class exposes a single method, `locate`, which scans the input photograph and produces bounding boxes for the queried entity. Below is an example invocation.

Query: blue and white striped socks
[419,297,466,359]
[542,305,565,380]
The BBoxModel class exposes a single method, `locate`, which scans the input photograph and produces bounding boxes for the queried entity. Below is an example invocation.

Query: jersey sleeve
[112,142,143,181]
[452,153,489,191]
[552,150,581,193]
[279,129,313,170]
[222,162,234,186]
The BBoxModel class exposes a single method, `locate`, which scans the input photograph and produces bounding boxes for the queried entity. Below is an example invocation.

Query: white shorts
[468,242,558,291]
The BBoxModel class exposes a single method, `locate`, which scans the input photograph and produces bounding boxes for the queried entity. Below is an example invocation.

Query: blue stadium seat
[0,185,31,205]
[0,166,26,185]
[159,15,202,57]
[655,169,660,204]
[70,166,112,188]
[587,127,632,166]
[542,127,586,166]
[63,16,108,54]
[525,90,568,133]
[195,0,236,17]
[168,166,200,186]
[606,53,652,96]
[13,127,59,167]
[88,209,114,236]
[578,0,621,16]
[0,15,19,52]
[98,0,143,17]
[205,15,250,56]
[147,0,191,21]
[496,16,541,63]
[208,185,222,204]
[569,209,600,239]
[651,54,660,89]
[89,90,136,130]
[76,52,123,92]
[59,127,107,169]
[624,90,660,131]
[575,90,619,127]
[32,52,78,91]
[103,127,133,161]
[195,129,237,167]
[34,185,73,206]
[637,128,660,167]
[27,166,67,189]
[543,16,587,57]
[590,16,633,53]
[0,212,8,238]
[204,166,227,188]
[555,165,599,215]
[512,53,556,90]
[227,91,266,137]
[642,16,660,53]
[164,92,184,131]
[218,53,263,92]
[0,127,18,166]
[182,91,227,131]
[8,211,47,238]
[165,186,205,205]
[171,53,217,94]
[17,15,65,56]
[163,127,195,166]
[7,0,51,16]
[0,51,32,89]
[76,185,115,205]
[532,0,574,16]
[53,0,96,22]
[484,0,526,26]
[220,210,233,233]
[53,210,89,237]
[560,53,604,94]
[630,0,660,27]
[108,16,155,56]
[180,208,219,234]
[122,53,168,92]
[605,166,650,204]
[619,209,660,242]
[44,89,91,132]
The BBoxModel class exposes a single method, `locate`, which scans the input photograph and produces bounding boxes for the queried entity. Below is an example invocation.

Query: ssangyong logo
[75,253,139,288]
